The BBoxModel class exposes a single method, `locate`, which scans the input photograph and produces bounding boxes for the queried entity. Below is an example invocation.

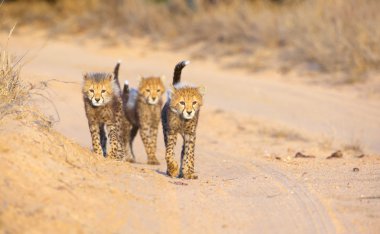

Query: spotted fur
[161,60,205,179]
[123,76,165,164]
[82,67,133,161]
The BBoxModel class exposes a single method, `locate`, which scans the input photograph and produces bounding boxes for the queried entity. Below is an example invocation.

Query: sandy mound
[0,111,176,233]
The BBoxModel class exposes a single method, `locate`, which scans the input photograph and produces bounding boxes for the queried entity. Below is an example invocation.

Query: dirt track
[1,32,380,233]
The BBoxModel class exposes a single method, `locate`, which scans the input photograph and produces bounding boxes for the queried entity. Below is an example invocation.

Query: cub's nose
[152,97,156,101]
[95,98,100,102]
[186,110,192,115]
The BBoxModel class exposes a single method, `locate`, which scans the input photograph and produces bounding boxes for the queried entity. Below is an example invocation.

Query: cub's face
[138,76,165,105]
[82,73,115,107]
[170,86,205,120]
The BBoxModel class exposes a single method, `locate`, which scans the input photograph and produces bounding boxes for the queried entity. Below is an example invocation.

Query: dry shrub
[178,0,380,81]
[286,0,380,82]
[0,32,29,118]
[0,26,49,122]
[0,45,56,125]
[1,0,380,82]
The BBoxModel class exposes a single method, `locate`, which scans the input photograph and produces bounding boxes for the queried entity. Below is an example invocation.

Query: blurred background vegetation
[1,0,379,83]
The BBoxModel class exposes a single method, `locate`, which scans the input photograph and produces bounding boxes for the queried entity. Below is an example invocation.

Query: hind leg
[126,125,138,163]
[119,119,135,162]
[99,123,107,157]
[106,121,124,160]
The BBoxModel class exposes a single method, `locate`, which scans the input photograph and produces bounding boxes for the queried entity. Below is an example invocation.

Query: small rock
[295,152,315,158]
[170,181,188,186]
[326,150,343,159]
[353,167,359,172]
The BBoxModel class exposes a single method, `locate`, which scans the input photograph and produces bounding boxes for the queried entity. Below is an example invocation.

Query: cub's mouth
[182,111,195,120]
[147,97,159,105]
[91,98,104,107]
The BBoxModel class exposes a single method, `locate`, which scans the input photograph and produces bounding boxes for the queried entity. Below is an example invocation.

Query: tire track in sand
[196,147,336,233]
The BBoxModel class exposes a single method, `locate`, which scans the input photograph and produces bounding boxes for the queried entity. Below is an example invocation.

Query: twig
[223,177,238,181]
[359,196,380,200]
[1,50,29,79]
[29,92,61,123]
[169,181,188,186]
[21,39,50,67]
[43,79,80,85]
[356,154,365,158]
[6,23,17,50]
[267,194,281,198]
[295,152,315,158]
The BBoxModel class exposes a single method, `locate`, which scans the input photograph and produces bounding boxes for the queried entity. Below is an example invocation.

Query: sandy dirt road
[1,32,380,233]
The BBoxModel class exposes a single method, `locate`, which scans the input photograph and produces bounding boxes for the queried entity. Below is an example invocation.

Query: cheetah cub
[82,66,133,160]
[122,76,165,164]
[161,60,205,179]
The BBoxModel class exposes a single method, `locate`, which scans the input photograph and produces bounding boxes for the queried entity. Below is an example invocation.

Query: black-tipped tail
[173,60,190,85]
[113,60,121,89]
[122,80,129,104]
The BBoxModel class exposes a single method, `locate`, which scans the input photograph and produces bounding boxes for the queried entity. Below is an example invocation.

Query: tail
[173,60,190,85]
[122,80,129,104]
[113,60,122,89]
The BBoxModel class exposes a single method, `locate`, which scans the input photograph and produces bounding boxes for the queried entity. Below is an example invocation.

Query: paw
[124,157,136,163]
[166,161,179,177]
[107,152,117,159]
[147,158,160,165]
[108,150,124,160]
[93,148,104,157]
[182,173,198,180]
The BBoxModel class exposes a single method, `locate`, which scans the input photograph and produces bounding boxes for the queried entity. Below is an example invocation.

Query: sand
[0,31,379,233]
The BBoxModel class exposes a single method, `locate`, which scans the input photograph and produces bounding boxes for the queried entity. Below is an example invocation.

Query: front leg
[181,134,198,179]
[140,124,160,165]
[89,122,103,156]
[165,131,179,177]
[106,122,124,160]
[149,123,160,165]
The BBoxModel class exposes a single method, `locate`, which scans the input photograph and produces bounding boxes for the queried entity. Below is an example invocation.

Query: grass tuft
[0,35,28,112]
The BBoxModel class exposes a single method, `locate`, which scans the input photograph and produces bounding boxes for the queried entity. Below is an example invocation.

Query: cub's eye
[180,101,185,105]
[101,90,106,93]
[89,89,94,93]
[192,101,197,105]
[146,89,150,92]
[157,89,161,92]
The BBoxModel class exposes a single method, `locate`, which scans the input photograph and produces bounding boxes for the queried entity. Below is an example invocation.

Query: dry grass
[0,54,28,100]
[0,27,29,119]
[285,0,380,82]
[0,26,51,123]
[1,0,379,82]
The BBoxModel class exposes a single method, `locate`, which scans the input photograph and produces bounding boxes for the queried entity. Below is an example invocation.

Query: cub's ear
[169,84,177,92]
[107,73,114,81]
[198,86,205,96]
[83,73,89,80]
